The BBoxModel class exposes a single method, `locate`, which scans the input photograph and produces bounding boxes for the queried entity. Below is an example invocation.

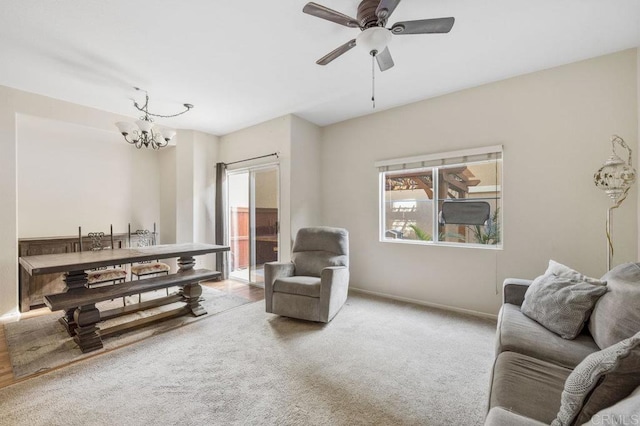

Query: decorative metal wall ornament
[594,135,637,270]
[115,88,193,150]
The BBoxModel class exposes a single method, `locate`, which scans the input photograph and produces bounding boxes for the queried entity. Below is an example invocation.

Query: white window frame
[377,145,503,250]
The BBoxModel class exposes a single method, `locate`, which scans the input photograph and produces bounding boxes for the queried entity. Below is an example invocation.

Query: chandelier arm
[143,105,193,119]
[122,133,139,146]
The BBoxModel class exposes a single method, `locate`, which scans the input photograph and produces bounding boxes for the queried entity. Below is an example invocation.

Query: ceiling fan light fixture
[356,26,391,55]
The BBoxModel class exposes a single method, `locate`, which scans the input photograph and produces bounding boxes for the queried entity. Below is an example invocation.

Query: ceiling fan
[303,0,455,72]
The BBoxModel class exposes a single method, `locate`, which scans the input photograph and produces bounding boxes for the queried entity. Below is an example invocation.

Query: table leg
[177,255,206,315]
[182,283,207,316]
[73,304,103,353]
[59,270,89,336]
[177,256,195,271]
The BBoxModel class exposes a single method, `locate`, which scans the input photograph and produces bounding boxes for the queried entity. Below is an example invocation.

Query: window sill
[379,238,503,251]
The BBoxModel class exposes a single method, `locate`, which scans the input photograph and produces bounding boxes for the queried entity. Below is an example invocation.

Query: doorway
[227,165,279,285]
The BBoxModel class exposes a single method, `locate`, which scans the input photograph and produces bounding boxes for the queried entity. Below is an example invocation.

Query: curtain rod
[223,152,279,167]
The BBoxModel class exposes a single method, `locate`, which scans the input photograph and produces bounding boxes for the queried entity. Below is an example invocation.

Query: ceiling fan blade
[303,2,360,28]
[391,17,455,34]
[316,39,357,65]
[376,47,394,72]
[376,0,401,21]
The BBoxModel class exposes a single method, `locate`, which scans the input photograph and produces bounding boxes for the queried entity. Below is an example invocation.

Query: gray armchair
[265,227,349,323]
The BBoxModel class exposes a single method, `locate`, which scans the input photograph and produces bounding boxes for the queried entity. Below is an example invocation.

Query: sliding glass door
[228,165,279,285]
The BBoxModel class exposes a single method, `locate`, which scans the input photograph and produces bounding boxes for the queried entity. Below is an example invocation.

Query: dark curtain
[215,162,228,279]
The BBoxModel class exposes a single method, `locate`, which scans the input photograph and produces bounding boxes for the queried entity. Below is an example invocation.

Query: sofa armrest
[319,266,350,323]
[503,278,533,307]
[485,407,547,426]
[264,262,295,313]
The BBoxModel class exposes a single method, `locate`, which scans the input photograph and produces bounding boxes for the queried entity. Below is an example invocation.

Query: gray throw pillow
[589,262,640,349]
[521,261,607,339]
[552,332,640,426]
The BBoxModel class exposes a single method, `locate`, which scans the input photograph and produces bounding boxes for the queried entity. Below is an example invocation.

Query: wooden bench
[44,268,220,353]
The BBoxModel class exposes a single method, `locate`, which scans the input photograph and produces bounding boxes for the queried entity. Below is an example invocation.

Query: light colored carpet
[5,286,251,379]
[0,293,496,426]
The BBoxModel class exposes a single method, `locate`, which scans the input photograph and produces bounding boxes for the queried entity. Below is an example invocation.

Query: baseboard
[0,310,20,324]
[349,287,498,320]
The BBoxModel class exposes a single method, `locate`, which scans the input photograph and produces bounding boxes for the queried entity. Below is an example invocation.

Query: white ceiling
[1,1,639,136]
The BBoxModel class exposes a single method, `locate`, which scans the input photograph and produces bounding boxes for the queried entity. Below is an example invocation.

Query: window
[377,146,502,248]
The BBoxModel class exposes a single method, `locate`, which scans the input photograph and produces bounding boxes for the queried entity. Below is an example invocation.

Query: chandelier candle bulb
[135,119,154,134]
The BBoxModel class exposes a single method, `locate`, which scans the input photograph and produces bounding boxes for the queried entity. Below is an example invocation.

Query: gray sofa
[486,263,640,425]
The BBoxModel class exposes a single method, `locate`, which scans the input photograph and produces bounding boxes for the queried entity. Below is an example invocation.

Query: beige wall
[17,114,161,237]
[0,86,218,318]
[0,86,161,317]
[173,129,219,269]
[290,115,322,238]
[320,49,638,316]
[0,87,19,318]
[159,146,177,246]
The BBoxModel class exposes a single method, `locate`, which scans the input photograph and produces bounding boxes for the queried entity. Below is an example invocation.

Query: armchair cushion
[291,251,347,277]
[292,227,349,255]
[273,276,321,298]
[291,227,348,277]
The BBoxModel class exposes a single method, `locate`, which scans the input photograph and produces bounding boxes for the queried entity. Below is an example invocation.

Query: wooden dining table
[19,243,229,352]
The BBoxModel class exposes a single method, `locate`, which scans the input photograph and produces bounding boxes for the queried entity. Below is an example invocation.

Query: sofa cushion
[583,385,640,425]
[273,276,321,298]
[552,332,640,426]
[497,304,600,368]
[589,262,640,349]
[521,261,607,339]
[485,407,548,426]
[490,352,572,424]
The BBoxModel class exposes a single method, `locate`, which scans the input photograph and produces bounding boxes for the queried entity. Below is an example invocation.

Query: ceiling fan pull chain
[371,52,376,109]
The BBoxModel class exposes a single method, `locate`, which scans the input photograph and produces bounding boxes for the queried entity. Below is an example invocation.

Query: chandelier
[115,89,193,149]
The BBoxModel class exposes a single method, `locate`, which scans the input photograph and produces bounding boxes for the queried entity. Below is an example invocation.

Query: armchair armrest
[319,266,350,322]
[502,278,533,307]
[264,262,295,313]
